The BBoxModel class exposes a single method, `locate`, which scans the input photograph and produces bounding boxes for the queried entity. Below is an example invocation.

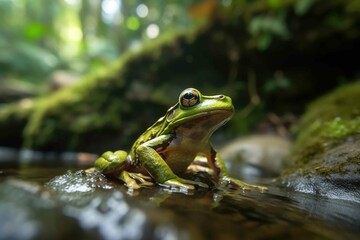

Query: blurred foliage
[2,0,358,87]
[0,0,359,152]
[0,0,199,86]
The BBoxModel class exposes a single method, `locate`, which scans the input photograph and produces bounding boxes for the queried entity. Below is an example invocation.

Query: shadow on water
[0,148,359,239]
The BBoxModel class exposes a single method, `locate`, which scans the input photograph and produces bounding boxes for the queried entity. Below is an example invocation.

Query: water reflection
[129,183,360,236]
[129,186,358,239]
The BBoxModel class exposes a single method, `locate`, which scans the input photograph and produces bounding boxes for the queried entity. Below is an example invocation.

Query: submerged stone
[220,135,292,179]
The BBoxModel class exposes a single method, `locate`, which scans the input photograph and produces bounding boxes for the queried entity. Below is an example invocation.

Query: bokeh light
[126,17,140,30]
[102,0,121,23]
[146,24,160,39]
[64,0,80,5]
[62,26,83,42]
[136,4,149,18]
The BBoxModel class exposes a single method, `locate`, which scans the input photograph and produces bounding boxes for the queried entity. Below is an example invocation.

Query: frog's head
[162,88,234,137]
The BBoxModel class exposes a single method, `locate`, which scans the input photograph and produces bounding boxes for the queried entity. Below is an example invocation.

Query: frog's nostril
[219,95,225,99]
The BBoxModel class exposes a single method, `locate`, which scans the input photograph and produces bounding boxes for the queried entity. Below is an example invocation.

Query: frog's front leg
[95,150,153,189]
[137,134,208,190]
[207,145,267,191]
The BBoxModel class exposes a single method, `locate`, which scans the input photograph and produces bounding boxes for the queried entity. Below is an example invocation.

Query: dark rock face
[280,136,360,203]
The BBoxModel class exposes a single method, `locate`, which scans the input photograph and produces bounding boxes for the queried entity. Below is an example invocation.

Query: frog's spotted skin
[95,88,267,192]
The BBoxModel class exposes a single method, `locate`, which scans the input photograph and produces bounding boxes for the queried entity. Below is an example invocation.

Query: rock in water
[220,135,292,179]
[279,82,360,203]
[280,136,360,203]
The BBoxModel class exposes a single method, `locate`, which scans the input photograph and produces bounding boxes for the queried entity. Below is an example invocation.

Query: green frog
[94,88,267,191]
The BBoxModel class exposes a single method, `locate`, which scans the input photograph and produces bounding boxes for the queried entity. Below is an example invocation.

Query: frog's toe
[127,172,155,187]
[181,179,209,189]
[239,182,268,192]
[132,173,153,181]
[242,185,268,192]
[186,164,214,175]
[119,171,141,189]
[85,167,96,173]
[221,177,268,192]
[126,179,141,189]
[163,178,209,190]
[162,179,195,190]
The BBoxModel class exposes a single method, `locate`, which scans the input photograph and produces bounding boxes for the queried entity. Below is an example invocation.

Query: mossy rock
[279,81,360,202]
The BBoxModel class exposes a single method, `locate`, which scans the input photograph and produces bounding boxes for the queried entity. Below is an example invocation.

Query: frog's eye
[179,88,200,107]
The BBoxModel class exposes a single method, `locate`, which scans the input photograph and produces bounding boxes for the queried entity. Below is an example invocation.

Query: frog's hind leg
[95,150,154,189]
[95,150,128,174]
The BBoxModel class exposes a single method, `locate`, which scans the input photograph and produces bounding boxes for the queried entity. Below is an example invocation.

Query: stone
[220,135,292,179]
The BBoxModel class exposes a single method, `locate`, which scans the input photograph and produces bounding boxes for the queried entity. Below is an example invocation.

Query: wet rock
[280,136,360,203]
[279,82,360,203]
[45,170,118,199]
[220,135,292,179]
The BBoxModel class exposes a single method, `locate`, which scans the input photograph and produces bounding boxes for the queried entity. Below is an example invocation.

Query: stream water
[0,151,359,239]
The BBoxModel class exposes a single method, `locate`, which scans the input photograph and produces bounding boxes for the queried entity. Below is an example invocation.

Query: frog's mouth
[171,109,233,140]
[176,109,233,130]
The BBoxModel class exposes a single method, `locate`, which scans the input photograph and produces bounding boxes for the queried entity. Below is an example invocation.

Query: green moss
[23,64,125,149]
[289,81,360,167]
[295,81,360,131]
[322,117,360,138]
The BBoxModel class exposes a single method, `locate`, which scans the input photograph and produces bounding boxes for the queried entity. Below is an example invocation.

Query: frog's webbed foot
[187,156,214,175]
[187,164,214,175]
[119,171,155,189]
[162,177,209,191]
[220,176,268,192]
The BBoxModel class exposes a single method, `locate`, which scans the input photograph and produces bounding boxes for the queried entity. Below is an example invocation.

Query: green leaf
[24,23,47,41]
